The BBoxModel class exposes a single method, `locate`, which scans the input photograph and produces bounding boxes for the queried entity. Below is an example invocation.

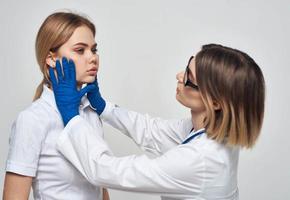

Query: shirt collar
[183,128,206,142]
[40,85,91,113]
[191,128,206,135]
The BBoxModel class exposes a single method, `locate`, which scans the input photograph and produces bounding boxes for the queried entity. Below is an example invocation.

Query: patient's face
[56,25,99,86]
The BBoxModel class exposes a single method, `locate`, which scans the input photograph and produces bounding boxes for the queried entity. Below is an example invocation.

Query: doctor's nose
[176,71,185,83]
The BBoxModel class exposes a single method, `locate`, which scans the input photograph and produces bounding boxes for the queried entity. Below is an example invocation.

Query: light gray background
[0,0,289,199]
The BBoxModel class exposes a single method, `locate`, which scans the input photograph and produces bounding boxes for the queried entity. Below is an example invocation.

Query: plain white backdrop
[0,0,289,199]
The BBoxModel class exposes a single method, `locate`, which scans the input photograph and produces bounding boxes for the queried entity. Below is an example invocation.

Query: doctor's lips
[87,67,98,75]
[176,85,181,93]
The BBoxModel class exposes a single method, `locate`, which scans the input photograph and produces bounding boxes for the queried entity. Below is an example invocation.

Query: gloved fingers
[68,58,77,83]
[93,77,100,90]
[55,59,64,81]
[87,77,96,87]
[79,84,96,98]
[49,67,58,88]
[62,57,70,80]
[96,76,101,84]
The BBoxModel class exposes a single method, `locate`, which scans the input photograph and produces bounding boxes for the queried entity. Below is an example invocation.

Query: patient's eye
[75,48,85,54]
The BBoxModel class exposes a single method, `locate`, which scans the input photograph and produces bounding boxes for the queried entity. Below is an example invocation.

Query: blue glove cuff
[90,98,106,115]
[62,109,79,126]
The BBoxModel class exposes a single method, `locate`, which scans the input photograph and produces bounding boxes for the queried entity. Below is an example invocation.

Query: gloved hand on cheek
[49,57,95,126]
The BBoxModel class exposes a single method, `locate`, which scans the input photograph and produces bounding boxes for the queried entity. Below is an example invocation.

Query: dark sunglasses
[184,56,199,90]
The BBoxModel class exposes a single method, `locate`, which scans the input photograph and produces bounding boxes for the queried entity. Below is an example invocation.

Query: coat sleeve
[56,116,204,197]
[6,111,47,177]
[100,102,193,155]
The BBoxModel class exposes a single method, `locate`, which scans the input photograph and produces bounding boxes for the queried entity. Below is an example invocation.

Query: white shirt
[6,85,103,200]
[57,102,240,200]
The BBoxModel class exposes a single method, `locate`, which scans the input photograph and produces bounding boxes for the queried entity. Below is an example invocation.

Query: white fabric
[57,102,239,200]
[6,85,103,200]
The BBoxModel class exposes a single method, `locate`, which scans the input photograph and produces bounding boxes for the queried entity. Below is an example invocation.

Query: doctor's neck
[190,110,206,131]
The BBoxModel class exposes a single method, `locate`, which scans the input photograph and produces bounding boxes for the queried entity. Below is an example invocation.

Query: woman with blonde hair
[51,44,265,199]
[3,12,109,200]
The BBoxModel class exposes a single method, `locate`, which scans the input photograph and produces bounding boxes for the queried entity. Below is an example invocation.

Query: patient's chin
[78,76,96,84]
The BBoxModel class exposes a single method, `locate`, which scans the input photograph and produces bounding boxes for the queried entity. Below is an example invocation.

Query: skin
[3,26,109,200]
[3,173,32,200]
[175,57,207,130]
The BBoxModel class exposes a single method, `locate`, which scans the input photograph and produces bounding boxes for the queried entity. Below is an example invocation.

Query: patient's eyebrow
[73,42,97,47]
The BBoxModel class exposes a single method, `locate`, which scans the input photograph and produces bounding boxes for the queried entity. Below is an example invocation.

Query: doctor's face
[176,57,206,114]
[54,26,99,86]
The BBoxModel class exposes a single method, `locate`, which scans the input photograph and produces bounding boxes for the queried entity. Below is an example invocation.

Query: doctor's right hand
[49,57,95,126]
[87,78,106,115]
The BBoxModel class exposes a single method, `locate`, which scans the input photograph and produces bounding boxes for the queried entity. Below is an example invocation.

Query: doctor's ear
[46,53,56,68]
[213,101,221,111]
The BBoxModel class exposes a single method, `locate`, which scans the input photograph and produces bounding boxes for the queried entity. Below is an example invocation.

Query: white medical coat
[6,85,103,200]
[57,102,239,200]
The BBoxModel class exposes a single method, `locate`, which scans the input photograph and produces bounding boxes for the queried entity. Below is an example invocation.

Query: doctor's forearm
[101,103,175,154]
[57,116,195,195]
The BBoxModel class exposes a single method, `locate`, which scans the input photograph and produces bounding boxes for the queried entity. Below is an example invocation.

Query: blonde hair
[33,11,95,101]
[195,44,265,148]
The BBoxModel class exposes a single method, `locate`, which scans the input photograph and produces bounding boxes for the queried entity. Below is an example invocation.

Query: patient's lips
[87,67,97,76]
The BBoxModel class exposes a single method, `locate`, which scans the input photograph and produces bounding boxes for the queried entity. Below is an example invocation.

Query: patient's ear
[46,52,56,68]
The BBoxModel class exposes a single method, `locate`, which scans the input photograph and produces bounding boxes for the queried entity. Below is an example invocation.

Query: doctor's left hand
[49,57,95,126]
[87,78,106,115]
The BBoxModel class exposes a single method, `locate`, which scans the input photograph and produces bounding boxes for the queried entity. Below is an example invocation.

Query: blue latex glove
[49,57,95,126]
[87,78,106,115]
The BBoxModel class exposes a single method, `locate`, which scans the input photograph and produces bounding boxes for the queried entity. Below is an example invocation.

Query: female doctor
[51,44,265,199]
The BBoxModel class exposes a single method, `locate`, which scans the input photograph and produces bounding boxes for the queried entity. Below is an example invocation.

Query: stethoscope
[182,128,205,144]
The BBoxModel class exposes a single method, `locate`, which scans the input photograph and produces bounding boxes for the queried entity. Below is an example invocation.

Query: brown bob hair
[195,44,265,148]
